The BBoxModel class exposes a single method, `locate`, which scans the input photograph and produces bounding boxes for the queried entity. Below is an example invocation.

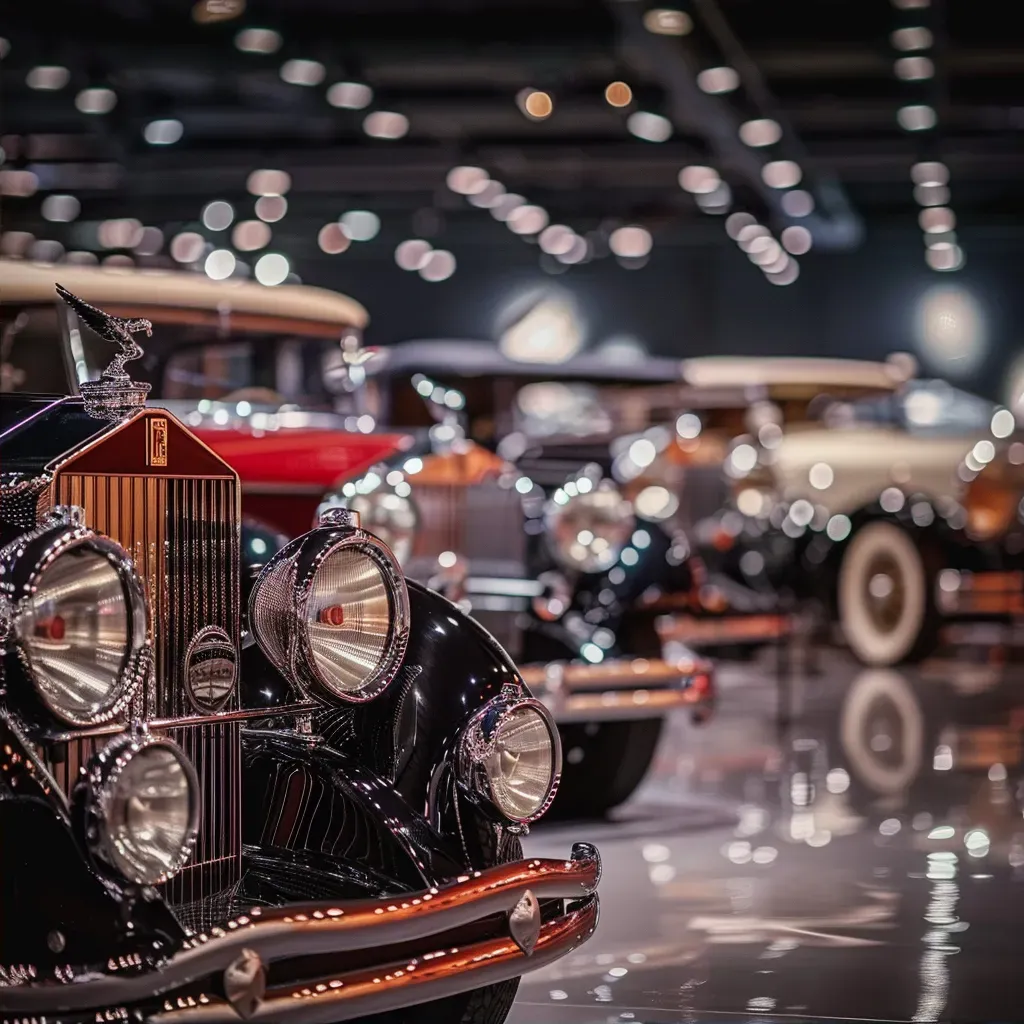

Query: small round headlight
[545,482,634,574]
[1,510,150,725]
[459,696,561,823]
[249,515,410,702]
[83,731,200,886]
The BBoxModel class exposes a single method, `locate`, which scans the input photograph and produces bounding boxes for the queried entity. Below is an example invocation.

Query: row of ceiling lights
[724,212,807,286]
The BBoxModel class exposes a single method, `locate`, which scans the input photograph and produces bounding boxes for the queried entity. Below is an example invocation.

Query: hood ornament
[56,284,152,420]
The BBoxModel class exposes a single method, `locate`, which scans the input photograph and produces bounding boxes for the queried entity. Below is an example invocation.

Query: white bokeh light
[254,253,290,286]
[915,285,985,377]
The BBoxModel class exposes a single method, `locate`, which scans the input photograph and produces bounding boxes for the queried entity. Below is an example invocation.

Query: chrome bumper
[655,611,795,647]
[520,656,714,722]
[936,570,1024,616]
[0,845,600,1023]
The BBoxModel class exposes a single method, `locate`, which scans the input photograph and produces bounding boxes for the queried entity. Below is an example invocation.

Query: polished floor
[513,644,1024,1023]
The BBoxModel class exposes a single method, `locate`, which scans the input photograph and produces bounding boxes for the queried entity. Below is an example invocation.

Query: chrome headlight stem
[0,508,151,727]
[457,692,562,825]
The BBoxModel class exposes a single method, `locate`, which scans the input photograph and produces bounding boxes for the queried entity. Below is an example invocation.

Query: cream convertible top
[0,259,368,332]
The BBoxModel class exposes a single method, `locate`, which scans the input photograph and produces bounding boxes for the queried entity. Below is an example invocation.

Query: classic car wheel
[837,520,938,666]
[548,718,664,818]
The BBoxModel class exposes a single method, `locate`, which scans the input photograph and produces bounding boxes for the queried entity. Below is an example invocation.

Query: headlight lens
[545,483,634,573]
[459,696,561,823]
[250,516,410,702]
[85,732,200,886]
[2,511,150,725]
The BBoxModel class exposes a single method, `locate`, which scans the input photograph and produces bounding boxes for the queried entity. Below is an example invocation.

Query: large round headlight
[1,508,150,725]
[545,482,634,573]
[317,488,418,566]
[82,731,200,886]
[459,696,561,823]
[249,508,410,702]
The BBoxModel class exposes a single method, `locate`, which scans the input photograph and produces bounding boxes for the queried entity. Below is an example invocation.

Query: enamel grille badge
[184,626,238,713]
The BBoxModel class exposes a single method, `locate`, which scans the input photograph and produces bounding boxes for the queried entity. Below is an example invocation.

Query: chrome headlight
[0,508,150,726]
[249,508,410,702]
[545,481,634,574]
[459,694,561,823]
[81,730,200,885]
[317,488,418,566]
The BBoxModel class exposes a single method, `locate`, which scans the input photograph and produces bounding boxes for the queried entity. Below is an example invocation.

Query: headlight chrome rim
[458,693,562,824]
[249,524,411,703]
[81,728,200,886]
[1,510,151,727]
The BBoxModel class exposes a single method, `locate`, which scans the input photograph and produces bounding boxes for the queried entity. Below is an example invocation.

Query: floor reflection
[512,649,1024,1023]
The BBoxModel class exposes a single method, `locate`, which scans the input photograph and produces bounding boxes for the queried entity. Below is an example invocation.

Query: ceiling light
[255,195,287,222]
[726,213,756,239]
[318,223,350,254]
[491,193,527,222]
[609,225,653,258]
[26,65,70,90]
[202,200,235,231]
[766,259,800,285]
[925,230,957,248]
[926,244,964,271]
[363,111,409,139]
[340,210,380,241]
[696,66,739,94]
[679,165,721,194]
[0,231,33,256]
[556,236,589,265]
[919,207,956,233]
[762,251,790,274]
[170,231,206,263]
[135,227,164,255]
[98,218,144,249]
[781,225,813,255]
[102,254,135,269]
[419,250,456,282]
[762,160,802,188]
[327,81,373,109]
[280,58,325,86]
[911,160,949,186]
[75,87,117,114]
[28,239,64,263]
[747,237,783,266]
[539,225,576,256]
[232,220,271,251]
[891,26,933,51]
[499,292,583,363]
[254,253,289,286]
[395,239,432,270]
[144,119,183,145]
[605,81,633,107]
[192,0,245,24]
[65,251,99,265]
[914,183,950,206]
[205,249,236,280]
[446,165,489,195]
[41,194,80,223]
[895,55,934,80]
[643,8,693,35]
[517,89,553,120]
[739,118,782,147]
[507,204,549,235]
[235,27,281,53]
[736,223,771,251]
[781,189,815,217]
[627,111,672,143]
[468,180,506,208]
[695,182,732,212]
[247,169,291,196]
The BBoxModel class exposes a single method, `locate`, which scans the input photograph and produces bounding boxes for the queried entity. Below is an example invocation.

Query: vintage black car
[0,286,599,1024]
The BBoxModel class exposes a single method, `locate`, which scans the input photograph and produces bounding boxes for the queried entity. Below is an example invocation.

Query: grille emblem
[147,417,169,467]
[184,626,237,713]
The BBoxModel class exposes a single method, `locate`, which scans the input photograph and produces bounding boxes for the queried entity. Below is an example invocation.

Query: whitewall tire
[837,520,937,666]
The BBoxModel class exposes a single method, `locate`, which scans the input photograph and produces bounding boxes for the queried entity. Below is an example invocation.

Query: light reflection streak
[913,864,961,1021]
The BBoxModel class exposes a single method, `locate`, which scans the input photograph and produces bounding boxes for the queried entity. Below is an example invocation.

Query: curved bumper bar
[0,844,601,1019]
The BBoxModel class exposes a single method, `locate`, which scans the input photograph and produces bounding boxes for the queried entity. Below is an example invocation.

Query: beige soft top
[681,355,914,399]
[0,259,368,332]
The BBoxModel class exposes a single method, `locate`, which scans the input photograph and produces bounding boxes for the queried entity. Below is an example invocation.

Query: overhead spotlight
[232,220,271,251]
[679,165,721,194]
[41,195,81,223]
[925,230,957,249]
[340,210,380,241]
[364,111,409,139]
[28,239,64,263]
[280,59,325,86]
[491,193,527,222]
[0,170,39,198]
[761,250,790,275]
[507,205,549,235]
[446,166,489,195]
[201,200,235,231]
[919,207,956,233]
[914,183,950,206]
[726,212,756,239]
[911,161,949,186]
[605,81,633,107]
[738,118,782,147]
[204,249,236,281]
[781,225,813,255]
[98,218,144,249]
[144,119,183,145]
[627,111,672,142]
[318,223,350,254]
[247,168,291,196]
[255,195,287,222]
[539,225,576,256]
[170,231,206,263]
[609,226,653,258]
[696,66,739,94]
[761,160,802,188]
[895,56,934,80]
[395,239,432,270]
[926,244,964,272]
[235,28,281,53]
[468,180,506,208]
[736,223,771,252]
[75,87,117,114]
[192,0,245,23]
[134,226,164,255]
[419,249,456,282]
[643,8,693,34]
[891,26,934,50]
[556,235,588,265]
[781,189,815,217]
[254,253,290,286]
[695,182,732,213]
[765,259,800,285]
[26,65,69,90]
[326,81,373,109]
[517,89,553,120]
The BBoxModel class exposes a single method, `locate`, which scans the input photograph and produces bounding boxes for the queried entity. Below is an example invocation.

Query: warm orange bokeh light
[524,90,553,119]
[605,81,633,107]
